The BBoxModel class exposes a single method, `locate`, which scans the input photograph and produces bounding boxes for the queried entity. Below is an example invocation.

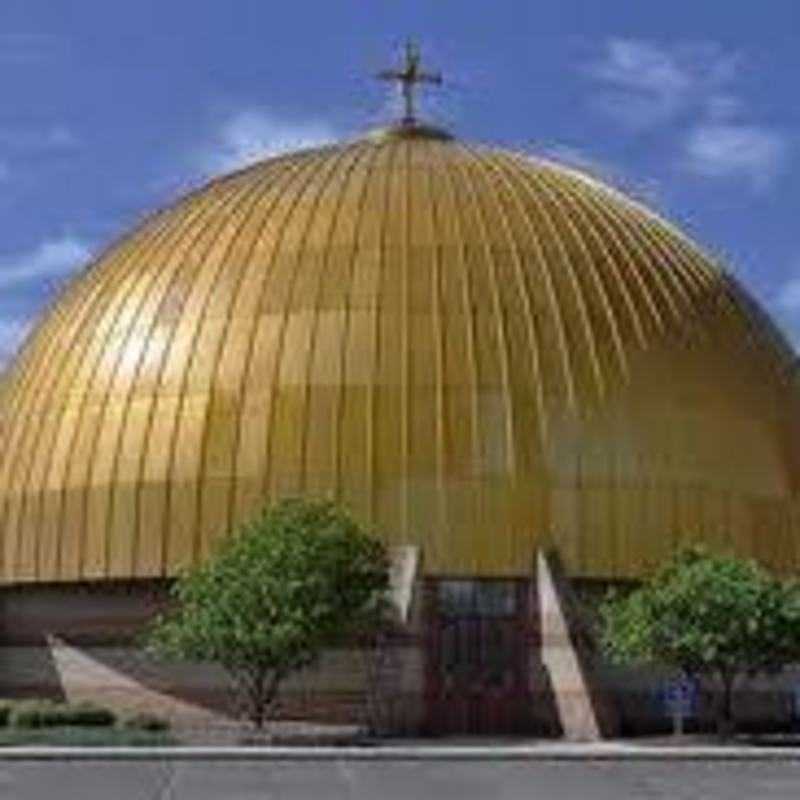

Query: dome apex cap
[367,119,454,142]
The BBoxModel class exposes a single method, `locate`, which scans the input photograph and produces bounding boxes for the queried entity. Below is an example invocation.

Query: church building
[1,46,799,738]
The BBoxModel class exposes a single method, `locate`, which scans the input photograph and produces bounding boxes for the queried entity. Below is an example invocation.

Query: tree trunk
[256,669,286,731]
[226,666,286,737]
[236,668,282,731]
[249,669,268,730]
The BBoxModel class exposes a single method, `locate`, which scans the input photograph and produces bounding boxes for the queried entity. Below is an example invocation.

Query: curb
[0,745,799,761]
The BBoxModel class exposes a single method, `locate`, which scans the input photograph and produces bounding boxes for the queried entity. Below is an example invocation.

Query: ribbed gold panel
[2,130,800,583]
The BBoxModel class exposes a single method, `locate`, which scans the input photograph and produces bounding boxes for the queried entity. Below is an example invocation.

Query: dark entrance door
[425,579,531,734]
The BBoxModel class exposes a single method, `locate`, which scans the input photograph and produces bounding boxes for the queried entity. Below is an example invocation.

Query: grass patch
[0,726,176,747]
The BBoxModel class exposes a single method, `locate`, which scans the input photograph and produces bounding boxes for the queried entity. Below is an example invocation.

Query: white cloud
[199,110,337,175]
[776,275,800,313]
[0,236,92,289]
[683,123,788,190]
[587,39,740,129]
[772,272,800,351]
[543,145,620,179]
[769,259,800,347]
[0,236,92,366]
[585,39,790,191]
[541,144,663,208]
[0,317,33,368]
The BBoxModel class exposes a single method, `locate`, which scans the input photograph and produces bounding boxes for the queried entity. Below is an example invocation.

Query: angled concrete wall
[537,550,620,740]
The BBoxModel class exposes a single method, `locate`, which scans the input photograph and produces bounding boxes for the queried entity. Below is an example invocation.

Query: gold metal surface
[2,130,800,583]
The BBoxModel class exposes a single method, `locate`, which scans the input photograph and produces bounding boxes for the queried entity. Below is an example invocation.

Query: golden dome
[2,127,800,583]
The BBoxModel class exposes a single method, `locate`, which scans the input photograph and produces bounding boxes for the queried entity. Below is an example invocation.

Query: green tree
[147,497,390,730]
[600,548,800,736]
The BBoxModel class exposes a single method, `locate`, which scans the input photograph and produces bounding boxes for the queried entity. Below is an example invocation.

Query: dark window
[438,580,517,618]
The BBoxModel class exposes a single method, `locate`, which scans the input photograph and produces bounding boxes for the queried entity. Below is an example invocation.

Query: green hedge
[8,700,116,729]
[119,712,170,732]
[0,701,15,727]
[0,699,170,732]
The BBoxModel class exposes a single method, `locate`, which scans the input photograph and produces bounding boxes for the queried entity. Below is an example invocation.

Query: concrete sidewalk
[0,739,799,761]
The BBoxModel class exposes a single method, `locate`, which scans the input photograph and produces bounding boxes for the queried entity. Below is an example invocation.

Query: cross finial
[377,40,442,126]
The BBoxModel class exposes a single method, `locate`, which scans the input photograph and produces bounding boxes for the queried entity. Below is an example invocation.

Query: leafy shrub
[9,700,115,729]
[62,703,116,727]
[601,547,800,736]
[147,497,390,729]
[9,700,61,729]
[0,701,15,727]
[119,712,169,732]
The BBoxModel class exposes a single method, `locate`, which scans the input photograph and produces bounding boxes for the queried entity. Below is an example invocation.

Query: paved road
[1,759,799,799]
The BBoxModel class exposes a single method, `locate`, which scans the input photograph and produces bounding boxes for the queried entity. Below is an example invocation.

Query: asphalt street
[0,759,799,800]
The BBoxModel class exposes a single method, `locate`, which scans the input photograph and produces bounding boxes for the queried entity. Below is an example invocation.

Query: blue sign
[661,676,699,717]
[792,684,800,718]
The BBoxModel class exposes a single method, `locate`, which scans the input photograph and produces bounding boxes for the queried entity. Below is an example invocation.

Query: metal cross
[377,41,442,126]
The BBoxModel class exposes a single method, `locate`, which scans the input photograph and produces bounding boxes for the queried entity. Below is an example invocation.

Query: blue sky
[2,0,800,364]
